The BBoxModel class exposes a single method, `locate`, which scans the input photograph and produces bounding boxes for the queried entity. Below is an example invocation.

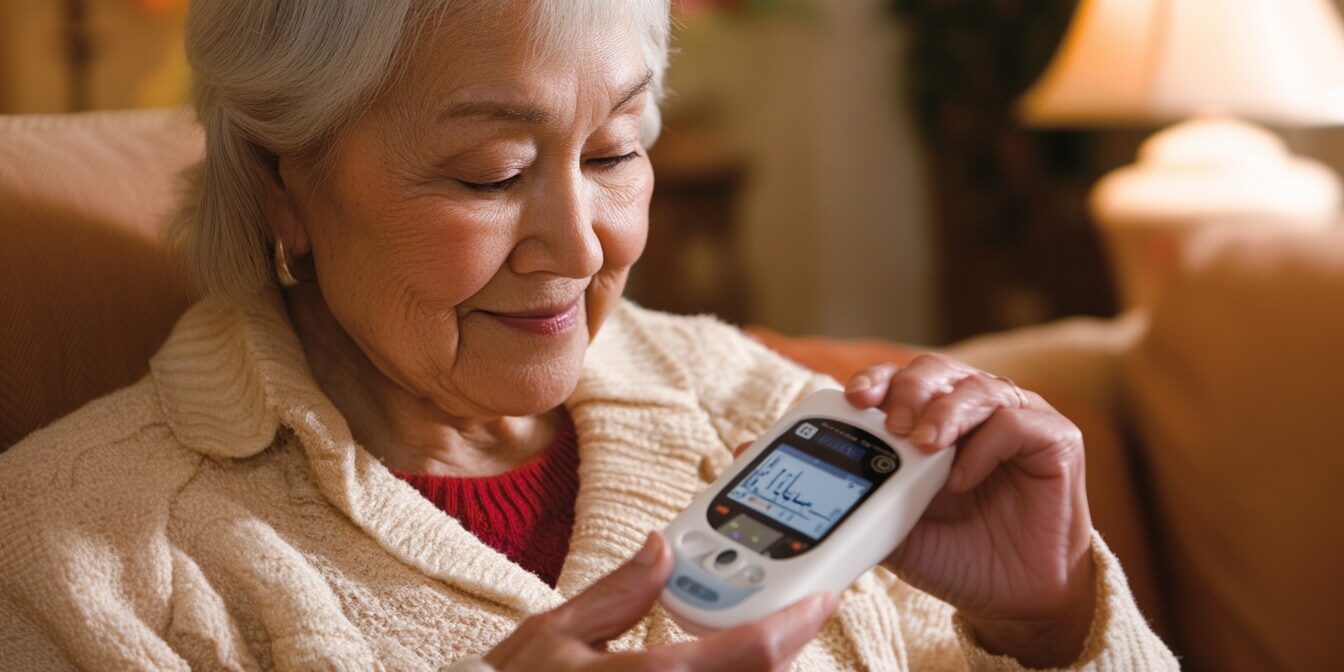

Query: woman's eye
[588,151,641,169]
[456,151,638,191]
[460,174,522,193]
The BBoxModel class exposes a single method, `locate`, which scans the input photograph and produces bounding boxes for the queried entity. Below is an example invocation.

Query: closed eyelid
[459,174,521,192]
[587,151,640,166]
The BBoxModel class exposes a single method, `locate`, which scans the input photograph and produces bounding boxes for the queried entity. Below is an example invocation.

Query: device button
[735,565,765,585]
[703,547,745,574]
[872,454,897,473]
[673,575,720,603]
[678,531,717,557]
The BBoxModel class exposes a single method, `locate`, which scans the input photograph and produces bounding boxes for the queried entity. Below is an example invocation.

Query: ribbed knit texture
[0,290,1179,670]
[394,415,579,587]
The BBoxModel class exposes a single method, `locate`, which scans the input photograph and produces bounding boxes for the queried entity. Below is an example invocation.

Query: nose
[510,168,603,279]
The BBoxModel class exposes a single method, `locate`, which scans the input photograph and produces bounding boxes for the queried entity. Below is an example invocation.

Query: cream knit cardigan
[0,290,1177,671]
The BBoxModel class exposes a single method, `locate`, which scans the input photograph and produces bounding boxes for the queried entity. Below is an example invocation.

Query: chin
[485,373,580,417]
[463,345,587,416]
[444,308,595,415]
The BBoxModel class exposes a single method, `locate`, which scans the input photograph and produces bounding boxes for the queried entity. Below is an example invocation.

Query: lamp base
[1091,113,1341,309]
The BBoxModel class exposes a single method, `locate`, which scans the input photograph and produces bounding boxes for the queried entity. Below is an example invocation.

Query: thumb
[543,531,673,645]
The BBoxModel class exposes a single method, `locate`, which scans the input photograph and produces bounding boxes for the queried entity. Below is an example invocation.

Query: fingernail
[846,376,871,393]
[633,532,661,566]
[887,407,914,434]
[910,422,938,445]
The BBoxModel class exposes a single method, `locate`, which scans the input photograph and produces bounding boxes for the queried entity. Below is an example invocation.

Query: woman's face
[279,9,653,418]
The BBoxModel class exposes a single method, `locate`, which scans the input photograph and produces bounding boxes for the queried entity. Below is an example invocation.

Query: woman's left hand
[844,354,1096,667]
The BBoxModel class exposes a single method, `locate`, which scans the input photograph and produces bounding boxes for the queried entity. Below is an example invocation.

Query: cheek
[585,165,652,335]
[388,216,514,307]
[323,202,517,312]
[596,165,653,270]
[312,201,521,400]
[309,138,520,313]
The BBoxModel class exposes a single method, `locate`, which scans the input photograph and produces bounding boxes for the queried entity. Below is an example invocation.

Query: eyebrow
[611,70,654,113]
[439,70,653,125]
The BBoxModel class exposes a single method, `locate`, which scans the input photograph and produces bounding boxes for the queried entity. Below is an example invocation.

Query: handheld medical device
[659,388,955,633]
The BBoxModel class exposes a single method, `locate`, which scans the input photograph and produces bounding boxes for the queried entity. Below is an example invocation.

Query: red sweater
[394,416,579,587]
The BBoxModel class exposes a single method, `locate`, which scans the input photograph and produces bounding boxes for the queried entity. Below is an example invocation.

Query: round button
[678,531,717,557]
[740,566,765,585]
[714,549,738,566]
[872,454,897,473]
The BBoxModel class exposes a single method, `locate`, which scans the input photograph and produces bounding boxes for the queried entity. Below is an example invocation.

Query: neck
[282,283,561,476]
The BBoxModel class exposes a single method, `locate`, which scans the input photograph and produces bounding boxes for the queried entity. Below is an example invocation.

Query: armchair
[3,109,1341,672]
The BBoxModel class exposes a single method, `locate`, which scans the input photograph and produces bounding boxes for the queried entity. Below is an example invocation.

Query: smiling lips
[484,299,581,335]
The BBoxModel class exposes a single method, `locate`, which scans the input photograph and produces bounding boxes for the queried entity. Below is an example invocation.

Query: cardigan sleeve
[949,531,1179,671]
[0,384,199,671]
[886,531,1179,671]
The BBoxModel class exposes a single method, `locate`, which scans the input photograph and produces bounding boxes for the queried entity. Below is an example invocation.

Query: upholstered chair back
[0,109,201,450]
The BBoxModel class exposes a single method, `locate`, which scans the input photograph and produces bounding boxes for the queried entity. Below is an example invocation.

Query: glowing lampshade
[1020,0,1344,126]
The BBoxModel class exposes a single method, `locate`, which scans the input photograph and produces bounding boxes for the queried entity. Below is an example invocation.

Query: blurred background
[6,4,1344,670]
[4,0,1344,346]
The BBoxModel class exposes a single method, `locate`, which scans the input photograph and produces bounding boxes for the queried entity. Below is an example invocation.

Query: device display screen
[708,419,901,558]
[726,444,872,539]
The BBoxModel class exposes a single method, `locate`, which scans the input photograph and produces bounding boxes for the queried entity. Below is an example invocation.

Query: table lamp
[1019,0,1344,308]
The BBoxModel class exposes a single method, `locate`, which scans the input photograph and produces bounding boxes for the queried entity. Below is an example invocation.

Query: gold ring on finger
[988,373,1030,409]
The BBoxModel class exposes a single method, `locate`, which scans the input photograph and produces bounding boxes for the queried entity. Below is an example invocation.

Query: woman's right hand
[481,531,836,672]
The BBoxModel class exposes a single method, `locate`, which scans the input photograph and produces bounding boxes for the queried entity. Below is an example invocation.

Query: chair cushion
[1125,226,1344,671]
[0,109,201,450]
[746,326,926,382]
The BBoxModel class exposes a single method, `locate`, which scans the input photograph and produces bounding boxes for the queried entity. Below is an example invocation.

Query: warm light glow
[1020,0,1344,126]
[1092,114,1341,222]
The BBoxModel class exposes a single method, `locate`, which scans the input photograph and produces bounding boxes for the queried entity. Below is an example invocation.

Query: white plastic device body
[659,388,955,633]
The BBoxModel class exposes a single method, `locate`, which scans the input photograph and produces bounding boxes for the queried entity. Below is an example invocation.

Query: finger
[605,592,838,672]
[905,373,1023,453]
[733,441,752,458]
[878,354,975,436]
[945,408,1084,493]
[843,362,902,408]
[538,531,673,645]
[487,634,598,672]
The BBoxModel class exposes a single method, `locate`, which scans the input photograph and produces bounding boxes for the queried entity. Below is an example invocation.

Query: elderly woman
[0,1,1175,670]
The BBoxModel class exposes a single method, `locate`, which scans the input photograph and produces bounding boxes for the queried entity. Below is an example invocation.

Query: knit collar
[147,288,715,615]
[149,288,312,461]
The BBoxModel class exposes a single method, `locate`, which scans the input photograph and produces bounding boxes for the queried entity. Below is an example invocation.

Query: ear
[269,156,312,257]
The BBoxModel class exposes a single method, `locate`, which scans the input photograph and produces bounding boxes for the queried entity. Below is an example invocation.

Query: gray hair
[170,0,670,301]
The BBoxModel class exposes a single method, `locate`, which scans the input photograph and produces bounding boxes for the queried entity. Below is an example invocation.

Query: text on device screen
[726,443,873,539]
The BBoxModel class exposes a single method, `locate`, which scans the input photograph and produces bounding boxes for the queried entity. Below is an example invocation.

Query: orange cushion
[1126,227,1344,671]
[746,326,925,382]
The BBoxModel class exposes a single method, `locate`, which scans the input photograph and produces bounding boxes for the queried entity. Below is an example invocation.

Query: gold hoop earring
[275,239,300,288]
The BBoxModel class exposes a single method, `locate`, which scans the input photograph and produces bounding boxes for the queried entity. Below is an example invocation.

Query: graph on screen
[726,444,872,538]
